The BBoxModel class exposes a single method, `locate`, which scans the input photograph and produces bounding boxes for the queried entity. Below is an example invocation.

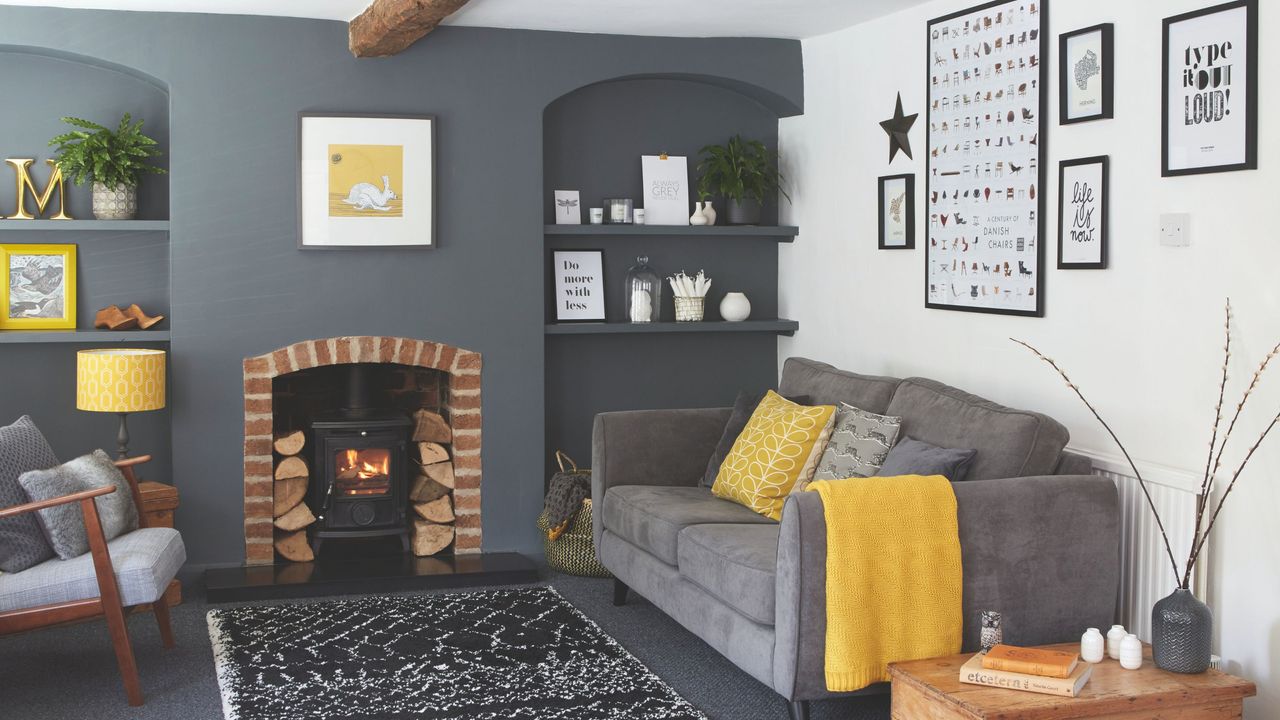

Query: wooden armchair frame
[0,455,174,706]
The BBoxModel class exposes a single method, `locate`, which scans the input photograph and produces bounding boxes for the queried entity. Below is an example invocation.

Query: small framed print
[878,174,915,250]
[298,113,436,249]
[1058,156,1108,269]
[551,249,606,322]
[554,190,581,225]
[1060,24,1113,124]
[1162,0,1258,176]
[1,243,77,329]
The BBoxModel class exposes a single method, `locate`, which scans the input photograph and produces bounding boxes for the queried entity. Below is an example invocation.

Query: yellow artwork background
[328,144,404,218]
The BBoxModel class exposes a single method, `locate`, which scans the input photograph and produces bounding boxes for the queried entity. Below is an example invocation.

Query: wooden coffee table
[888,643,1255,719]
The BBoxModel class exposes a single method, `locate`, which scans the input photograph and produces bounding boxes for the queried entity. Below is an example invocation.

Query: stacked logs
[271,430,317,562]
[409,409,455,556]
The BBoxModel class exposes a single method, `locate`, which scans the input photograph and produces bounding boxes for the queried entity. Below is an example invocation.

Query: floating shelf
[545,320,798,336]
[0,220,170,232]
[544,224,797,241]
[0,329,171,344]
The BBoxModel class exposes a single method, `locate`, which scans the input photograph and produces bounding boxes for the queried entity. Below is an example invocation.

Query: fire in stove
[335,448,392,497]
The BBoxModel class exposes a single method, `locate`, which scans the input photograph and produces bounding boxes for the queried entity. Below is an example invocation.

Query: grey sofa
[592,357,1119,720]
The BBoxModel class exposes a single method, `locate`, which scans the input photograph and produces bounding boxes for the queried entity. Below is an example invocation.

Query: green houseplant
[696,135,790,225]
[48,114,166,220]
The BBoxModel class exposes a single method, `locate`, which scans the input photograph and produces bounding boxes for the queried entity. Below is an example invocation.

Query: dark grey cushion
[678,523,779,625]
[0,416,59,573]
[702,391,809,487]
[887,377,1069,481]
[876,437,977,482]
[19,450,139,560]
[602,485,774,565]
[779,358,901,414]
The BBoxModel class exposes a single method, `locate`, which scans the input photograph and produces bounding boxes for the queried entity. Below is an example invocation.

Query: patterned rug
[207,586,706,720]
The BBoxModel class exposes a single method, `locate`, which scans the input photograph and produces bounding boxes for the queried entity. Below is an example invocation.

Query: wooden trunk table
[888,643,1255,719]
[138,481,182,606]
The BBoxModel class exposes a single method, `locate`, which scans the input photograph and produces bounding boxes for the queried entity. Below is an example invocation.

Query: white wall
[779,0,1280,715]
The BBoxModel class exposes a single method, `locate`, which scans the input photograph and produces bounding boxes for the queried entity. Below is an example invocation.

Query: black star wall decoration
[879,92,918,163]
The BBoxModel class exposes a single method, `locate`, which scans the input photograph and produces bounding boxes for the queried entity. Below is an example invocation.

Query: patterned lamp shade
[76,349,166,413]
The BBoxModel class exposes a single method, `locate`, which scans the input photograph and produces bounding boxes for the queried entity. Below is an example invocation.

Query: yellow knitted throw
[808,475,963,692]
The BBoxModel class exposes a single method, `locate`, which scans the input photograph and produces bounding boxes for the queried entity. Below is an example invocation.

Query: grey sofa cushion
[0,527,185,612]
[702,391,810,488]
[0,416,59,573]
[875,437,977,481]
[19,450,139,560]
[603,485,774,565]
[779,358,901,415]
[678,524,779,625]
[813,403,902,482]
[886,377,1069,481]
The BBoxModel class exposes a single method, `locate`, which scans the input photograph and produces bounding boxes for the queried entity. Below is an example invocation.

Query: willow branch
[1185,302,1231,588]
[1012,338,1183,586]
[1209,338,1280,490]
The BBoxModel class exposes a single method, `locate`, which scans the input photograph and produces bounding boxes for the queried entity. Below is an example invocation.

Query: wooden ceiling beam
[349,0,471,58]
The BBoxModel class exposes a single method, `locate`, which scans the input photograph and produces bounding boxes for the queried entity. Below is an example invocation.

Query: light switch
[1160,213,1190,247]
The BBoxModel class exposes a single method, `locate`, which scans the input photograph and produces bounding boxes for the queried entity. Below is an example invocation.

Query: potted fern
[48,114,166,220]
[696,135,790,225]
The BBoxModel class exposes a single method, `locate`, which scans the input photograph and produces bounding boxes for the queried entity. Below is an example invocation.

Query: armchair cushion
[19,450,140,560]
[0,527,184,612]
[0,416,58,573]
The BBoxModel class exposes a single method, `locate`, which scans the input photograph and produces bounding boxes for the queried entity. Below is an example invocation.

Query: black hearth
[308,366,413,556]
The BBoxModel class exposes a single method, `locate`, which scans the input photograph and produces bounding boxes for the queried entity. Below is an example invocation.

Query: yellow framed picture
[1,244,77,330]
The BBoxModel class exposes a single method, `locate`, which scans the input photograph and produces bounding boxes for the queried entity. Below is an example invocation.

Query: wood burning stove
[308,366,413,556]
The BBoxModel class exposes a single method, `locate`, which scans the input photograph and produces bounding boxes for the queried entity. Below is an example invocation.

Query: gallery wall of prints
[926,0,1047,317]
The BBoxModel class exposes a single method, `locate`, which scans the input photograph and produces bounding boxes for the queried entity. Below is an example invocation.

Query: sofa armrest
[772,474,1120,702]
[591,407,731,546]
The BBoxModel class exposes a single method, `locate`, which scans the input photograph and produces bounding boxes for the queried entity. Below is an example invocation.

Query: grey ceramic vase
[726,198,762,225]
[1151,588,1213,673]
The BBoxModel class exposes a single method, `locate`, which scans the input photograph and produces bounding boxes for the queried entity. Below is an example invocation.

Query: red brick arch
[242,336,481,565]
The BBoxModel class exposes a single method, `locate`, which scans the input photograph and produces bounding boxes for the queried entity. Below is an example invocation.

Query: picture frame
[1059,23,1113,124]
[925,0,1048,317]
[878,174,915,249]
[551,249,606,322]
[1057,156,1108,269]
[553,190,581,225]
[1162,0,1258,177]
[2,243,77,330]
[640,155,690,226]
[298,113,437,250]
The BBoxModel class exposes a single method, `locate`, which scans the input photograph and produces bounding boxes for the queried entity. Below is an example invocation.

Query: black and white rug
[207,586,706,720]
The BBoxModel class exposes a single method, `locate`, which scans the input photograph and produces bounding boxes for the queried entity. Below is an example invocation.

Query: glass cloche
[624,256,662,323]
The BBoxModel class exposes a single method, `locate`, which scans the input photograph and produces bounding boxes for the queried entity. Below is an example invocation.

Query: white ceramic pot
[1120,634,1144,670]
[1080,628,1105,663]
[719,292,751,322]
[92,182,138,220]
[1107,624,1127,660]
[689,202,709,226]
[702,201,717,226]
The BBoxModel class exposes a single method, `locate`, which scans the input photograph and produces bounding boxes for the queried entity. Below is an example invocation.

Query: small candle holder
[604,198,634,224]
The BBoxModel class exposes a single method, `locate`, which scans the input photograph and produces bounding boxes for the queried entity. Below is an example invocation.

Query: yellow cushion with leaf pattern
[712,390,836,520]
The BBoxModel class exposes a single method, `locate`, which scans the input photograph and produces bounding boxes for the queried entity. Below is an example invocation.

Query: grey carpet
[0,568,890,720]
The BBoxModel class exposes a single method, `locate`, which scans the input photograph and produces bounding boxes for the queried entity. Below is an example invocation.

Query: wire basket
[674,296,705,322]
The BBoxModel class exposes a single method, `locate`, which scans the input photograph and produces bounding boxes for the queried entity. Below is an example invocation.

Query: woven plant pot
[537,500,611,578]
[92,182,138,220]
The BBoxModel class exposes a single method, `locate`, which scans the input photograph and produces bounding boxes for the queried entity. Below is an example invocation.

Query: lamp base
[116,412,131,459]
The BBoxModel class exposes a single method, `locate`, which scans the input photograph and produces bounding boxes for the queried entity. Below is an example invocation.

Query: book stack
[958,644,1093,698]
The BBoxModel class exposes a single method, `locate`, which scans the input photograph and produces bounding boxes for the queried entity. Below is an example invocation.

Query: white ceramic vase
[1120,634,1144,670]
[689,202,709,226]
[702,201,717,226]
[1080,628,1105,663]
[1107,624,1127,660]
[719,292,751,322]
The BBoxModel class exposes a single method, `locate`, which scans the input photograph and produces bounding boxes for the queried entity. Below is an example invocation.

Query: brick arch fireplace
[242,337,481,566]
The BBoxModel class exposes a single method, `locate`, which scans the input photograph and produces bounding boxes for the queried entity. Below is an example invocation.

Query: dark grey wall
[0,7,802,565]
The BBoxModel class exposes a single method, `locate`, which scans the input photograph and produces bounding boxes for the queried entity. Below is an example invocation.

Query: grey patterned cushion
[0,416,59,573]
[811,402,902,483]
[18,450,139,560]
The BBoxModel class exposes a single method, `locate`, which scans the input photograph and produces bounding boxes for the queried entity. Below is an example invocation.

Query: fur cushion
[18,450,139,560]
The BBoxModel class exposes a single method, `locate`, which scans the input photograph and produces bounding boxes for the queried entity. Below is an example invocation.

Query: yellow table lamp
[76,348,166,459]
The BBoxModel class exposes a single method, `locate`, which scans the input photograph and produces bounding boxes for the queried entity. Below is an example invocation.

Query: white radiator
[1079,451,1205,641]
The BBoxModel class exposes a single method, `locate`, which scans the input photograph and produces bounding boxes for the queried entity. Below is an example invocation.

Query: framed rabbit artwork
[298,113,436,249]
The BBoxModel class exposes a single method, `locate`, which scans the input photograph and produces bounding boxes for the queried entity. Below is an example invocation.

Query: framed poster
[1162,0,1258,177]
[878,174,915,249]
[926,0,1047,317]
[551,249,605,322]
[554,190,581,225]
[1058,156,1108,269]
[1,243,76,329]
[640,155,689,226]
[1059,23,1113,124]
[298,113,436,249]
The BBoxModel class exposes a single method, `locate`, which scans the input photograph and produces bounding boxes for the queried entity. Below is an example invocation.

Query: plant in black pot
[1015,301,1280,673]
[696,135,790,226]
[48,114,166,220]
